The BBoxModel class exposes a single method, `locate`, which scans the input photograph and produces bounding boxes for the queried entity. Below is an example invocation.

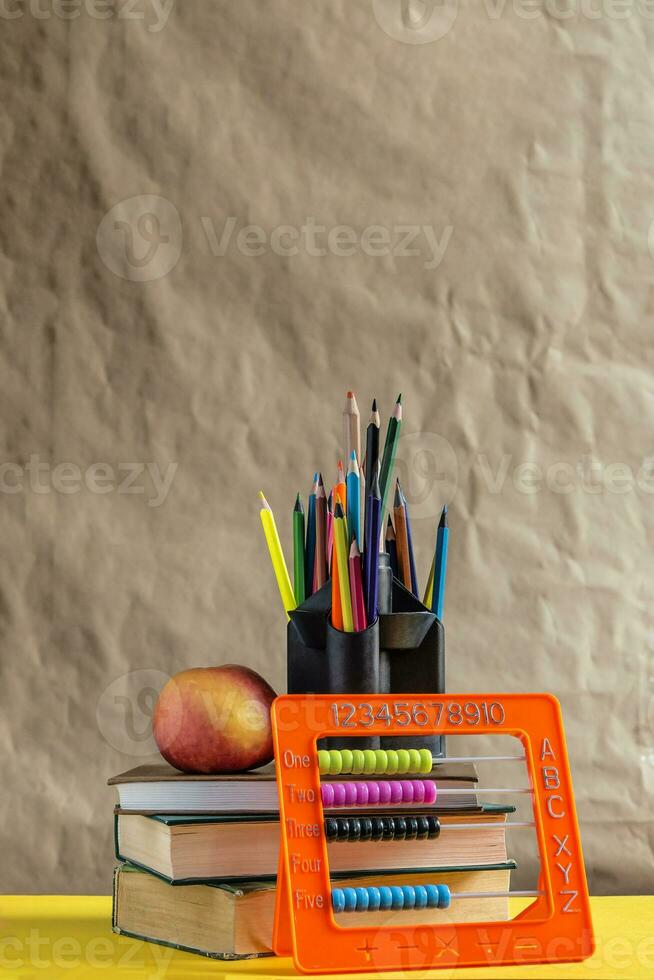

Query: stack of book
[109,761,515,961]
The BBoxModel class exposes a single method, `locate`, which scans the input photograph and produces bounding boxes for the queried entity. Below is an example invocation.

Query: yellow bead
[317,750,331,775]
[352,749,365,775]
[386,751,399,775]
[396,749,410,774]
[329,750,343,775]
[363,750,376,774]
[419,748,432,773]
[340,749,354,774]
[374,750,388,774]
[408,749,421,773]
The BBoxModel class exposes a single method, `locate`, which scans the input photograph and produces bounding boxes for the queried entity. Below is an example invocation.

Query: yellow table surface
[1,896,652,979]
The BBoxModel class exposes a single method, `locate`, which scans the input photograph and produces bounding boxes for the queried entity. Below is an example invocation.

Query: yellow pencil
[333,501,354,632]
[423,553,435,608]
[259,491,296,620]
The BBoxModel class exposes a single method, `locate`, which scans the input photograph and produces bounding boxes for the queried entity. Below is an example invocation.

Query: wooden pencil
[346,451,361,549]
[379,394,402,521]
[326,489,334,573]
[365,470,382,623]
[304,473,318,598]
[398,479,418,597]
[336,459,347,512]
[385,514,398,579]
[313,474,327,592]
[431,505,449,621]
[342,390,361,466]
[333,501,353,632]
[258,492,296,620]
[393,481,412,591]
[349,538,367,633]
[293,493,306,605]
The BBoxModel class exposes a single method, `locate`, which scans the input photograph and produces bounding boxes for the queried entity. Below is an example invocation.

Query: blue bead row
[332,883,451,913]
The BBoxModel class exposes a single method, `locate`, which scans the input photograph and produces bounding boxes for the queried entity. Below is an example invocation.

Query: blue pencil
[346,451,361,549]
[431,506,449,621]
[305,473,318,597]
[365,471,382,623]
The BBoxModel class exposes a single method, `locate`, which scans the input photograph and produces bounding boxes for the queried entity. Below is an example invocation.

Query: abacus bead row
[332,884,451,913]
[324,815,440,843]
[321,779,437,808]
[318,748,433,777]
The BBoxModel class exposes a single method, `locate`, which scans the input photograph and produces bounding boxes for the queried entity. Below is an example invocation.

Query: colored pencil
[258,492,296,620]
[364,399,380,491]
[326,489,334,573]
[346,451,361,548]
[385,515,398,579]
[343,390,361,466]
[431,505,449,621]
[379,394,402,521]
[349,538,367,633]
[333,501,354,632]
[423,552,435,608]
[393,481,412,591]
[305,474,318,598]
[398,479,418,597]
[293,493,306,605]
[365,470,382,624]
[313,474,327,592]
[336,459,347,512]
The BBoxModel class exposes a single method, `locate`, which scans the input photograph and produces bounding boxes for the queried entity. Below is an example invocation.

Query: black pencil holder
[287,558,446,757]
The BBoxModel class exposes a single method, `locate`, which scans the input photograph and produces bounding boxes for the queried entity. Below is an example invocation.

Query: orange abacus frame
[271,693,594,974]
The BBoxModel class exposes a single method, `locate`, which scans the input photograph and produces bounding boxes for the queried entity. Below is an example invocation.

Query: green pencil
[379,394,402,521]
[293,493,306,605]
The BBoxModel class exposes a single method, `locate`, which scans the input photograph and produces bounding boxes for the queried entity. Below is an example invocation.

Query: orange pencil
[336,460,347,512]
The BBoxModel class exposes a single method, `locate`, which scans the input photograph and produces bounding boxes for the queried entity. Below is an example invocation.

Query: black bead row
[324,814,441,843]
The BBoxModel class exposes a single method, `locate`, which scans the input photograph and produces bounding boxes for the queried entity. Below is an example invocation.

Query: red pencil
[349,538,367,633]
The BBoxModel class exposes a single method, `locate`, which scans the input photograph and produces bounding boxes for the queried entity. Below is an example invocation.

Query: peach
[153,665,277,773]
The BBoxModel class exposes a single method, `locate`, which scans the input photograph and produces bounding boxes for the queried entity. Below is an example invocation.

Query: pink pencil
[349,538,367,633]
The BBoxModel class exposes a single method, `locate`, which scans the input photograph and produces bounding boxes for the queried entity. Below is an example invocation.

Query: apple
[153,665,277,773]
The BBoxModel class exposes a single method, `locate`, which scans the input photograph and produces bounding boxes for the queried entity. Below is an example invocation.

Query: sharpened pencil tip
[394,481,402,507]
[372,398,377,411]
[346,390,354,398]
[294,493,304,512]
[439,505,448,528]
[396,393,402,404]
[334,501,345,520]
[258,491,271,510]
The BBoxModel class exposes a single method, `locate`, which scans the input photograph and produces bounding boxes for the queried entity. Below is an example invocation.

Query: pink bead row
[321,779,437,808]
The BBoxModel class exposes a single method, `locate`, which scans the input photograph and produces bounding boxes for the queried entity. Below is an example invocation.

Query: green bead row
[317,747,433,776]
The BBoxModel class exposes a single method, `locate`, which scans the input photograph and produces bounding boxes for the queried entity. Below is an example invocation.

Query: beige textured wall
[0,0,652,895]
